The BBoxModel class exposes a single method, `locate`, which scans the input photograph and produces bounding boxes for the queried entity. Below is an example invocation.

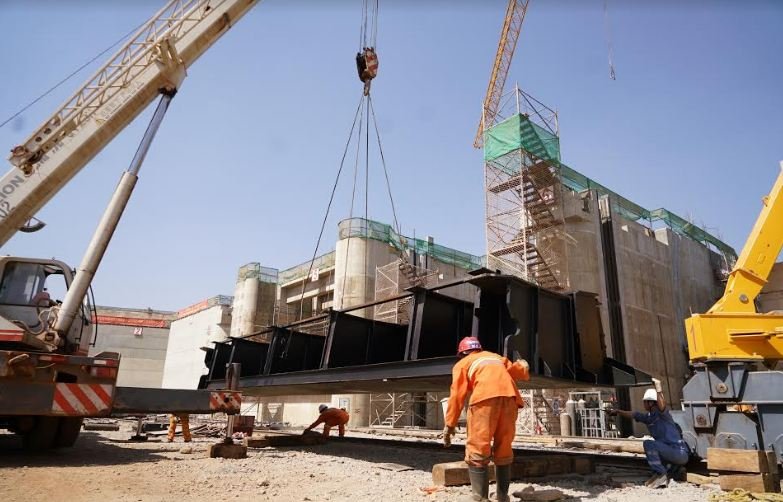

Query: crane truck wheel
[21,416,59,451]
[54,417,83,448]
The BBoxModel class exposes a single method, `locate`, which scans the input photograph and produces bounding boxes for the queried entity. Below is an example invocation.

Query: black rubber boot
[495,464,511,502]
[468,465,490,501]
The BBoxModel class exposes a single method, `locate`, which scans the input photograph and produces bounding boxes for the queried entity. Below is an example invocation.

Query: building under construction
[215,111,736,428]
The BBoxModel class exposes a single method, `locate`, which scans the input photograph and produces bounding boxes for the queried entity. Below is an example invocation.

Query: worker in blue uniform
[609,378,689,488]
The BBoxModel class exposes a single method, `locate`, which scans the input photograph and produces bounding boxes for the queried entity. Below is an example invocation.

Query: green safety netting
[483,114,737,262]
[237,262,279,284]
[559,164,651,222]
[278,252,336,285]
[650,208,738,263]
[338,217,485,271]
[484,113,561,163]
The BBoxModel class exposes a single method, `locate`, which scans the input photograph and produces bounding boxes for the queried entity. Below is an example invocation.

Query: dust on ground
[0,425,718,502]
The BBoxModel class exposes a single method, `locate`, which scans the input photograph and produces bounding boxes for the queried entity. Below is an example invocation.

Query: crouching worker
[167,413,192,443]
[609,378,688,488]
[443,337,530,502]
[303,404,350,438]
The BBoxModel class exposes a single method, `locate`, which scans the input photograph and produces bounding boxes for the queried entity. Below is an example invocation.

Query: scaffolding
[483,87,569,290]
[482,87,738,289]
[373,259,438,324]
[369,392,442,428]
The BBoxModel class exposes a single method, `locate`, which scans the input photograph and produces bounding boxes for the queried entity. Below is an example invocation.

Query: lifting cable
[603,0,617,80]
[299,0,408,318]
[297,96,365,320]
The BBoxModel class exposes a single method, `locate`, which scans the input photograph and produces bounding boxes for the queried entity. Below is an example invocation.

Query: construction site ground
[0,421,720,502]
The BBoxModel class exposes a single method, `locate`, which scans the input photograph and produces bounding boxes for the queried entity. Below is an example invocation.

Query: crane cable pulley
[356,0,380,96]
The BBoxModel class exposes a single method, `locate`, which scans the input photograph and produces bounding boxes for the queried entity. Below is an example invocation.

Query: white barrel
[560,413,572,437]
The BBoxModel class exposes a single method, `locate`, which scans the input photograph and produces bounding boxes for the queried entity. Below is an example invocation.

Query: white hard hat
[319,404,328,413]
[643,388,658,401]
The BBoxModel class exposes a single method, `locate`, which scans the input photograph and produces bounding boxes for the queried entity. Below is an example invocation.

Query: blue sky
[1,1,781,311]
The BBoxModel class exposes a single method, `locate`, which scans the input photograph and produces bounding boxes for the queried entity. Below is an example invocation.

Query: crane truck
[674,165,783,464]
[0,0,261,449]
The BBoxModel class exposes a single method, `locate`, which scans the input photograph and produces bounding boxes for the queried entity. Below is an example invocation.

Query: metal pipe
[54,93,174,343]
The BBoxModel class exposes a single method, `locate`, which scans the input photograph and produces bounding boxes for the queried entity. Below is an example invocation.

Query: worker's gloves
[442,425,456,447]
[652,378,663,393]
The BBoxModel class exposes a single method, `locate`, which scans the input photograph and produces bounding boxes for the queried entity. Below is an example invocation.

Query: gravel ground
[0,424,719,502]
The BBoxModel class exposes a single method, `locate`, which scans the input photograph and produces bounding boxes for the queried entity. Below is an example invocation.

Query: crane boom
[473,0,529,149]
[685,164,783,362]
[0,0,258,247]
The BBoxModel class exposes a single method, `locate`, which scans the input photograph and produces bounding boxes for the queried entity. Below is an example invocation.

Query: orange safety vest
[311,408,350,428]
[445,350,529,428]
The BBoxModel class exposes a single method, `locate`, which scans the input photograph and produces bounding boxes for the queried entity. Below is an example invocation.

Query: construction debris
[513,486,567,501]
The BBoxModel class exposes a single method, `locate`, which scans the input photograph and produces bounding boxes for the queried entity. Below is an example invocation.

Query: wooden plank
[686,472,717,486]
[708,448,768,473]
[766,451,780,475]
[432,456,584,486]
[432,461,496,487]
[719,473,779,493]
[244,437,270,448]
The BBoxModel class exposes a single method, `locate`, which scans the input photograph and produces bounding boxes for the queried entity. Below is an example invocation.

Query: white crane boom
[0,0,258,247]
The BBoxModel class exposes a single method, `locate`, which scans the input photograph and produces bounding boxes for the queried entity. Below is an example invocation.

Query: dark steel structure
[200,273,650,396]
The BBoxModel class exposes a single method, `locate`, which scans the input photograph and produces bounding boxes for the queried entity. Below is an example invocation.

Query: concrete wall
[91,306,173,388]
[249,393,370,428]
[278,255,335,322]
[562,190,612,353]
[161,304,231,389]
[604,212,723,424]
[760,262,783,312]
[610,216,683,410]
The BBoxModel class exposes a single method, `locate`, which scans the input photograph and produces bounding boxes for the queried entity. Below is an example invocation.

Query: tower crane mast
[473,0,529,149]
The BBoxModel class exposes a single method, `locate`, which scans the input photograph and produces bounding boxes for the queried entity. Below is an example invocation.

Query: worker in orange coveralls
[303,404,350,438]
[443,337,530,502]
[167,413,192,443]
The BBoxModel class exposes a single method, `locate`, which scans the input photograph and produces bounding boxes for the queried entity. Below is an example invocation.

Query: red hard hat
[457,337,482,356]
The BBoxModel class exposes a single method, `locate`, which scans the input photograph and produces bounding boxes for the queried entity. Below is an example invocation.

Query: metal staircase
[487,157,565,290]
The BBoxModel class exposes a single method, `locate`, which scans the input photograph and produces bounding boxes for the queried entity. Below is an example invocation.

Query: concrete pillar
[334,235,371,312]
[230,263,278,338]
[333,219,396,318]
[332,393,370,427]
[238,277,259,337]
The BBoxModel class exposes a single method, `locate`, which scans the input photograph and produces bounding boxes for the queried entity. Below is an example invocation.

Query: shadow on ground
[0,431,172,468]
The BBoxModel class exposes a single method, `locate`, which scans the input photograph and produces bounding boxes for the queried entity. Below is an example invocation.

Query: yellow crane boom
[473,0,529,149]
[685,164,783,361]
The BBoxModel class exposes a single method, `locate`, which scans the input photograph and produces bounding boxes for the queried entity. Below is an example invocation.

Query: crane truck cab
[0,256,94,355]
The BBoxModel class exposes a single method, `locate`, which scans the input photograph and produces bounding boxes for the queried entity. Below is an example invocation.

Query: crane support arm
[686,163,783,362]
[0,0,258,247]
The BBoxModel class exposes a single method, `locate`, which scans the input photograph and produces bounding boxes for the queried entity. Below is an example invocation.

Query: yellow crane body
[685,164,783,362]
